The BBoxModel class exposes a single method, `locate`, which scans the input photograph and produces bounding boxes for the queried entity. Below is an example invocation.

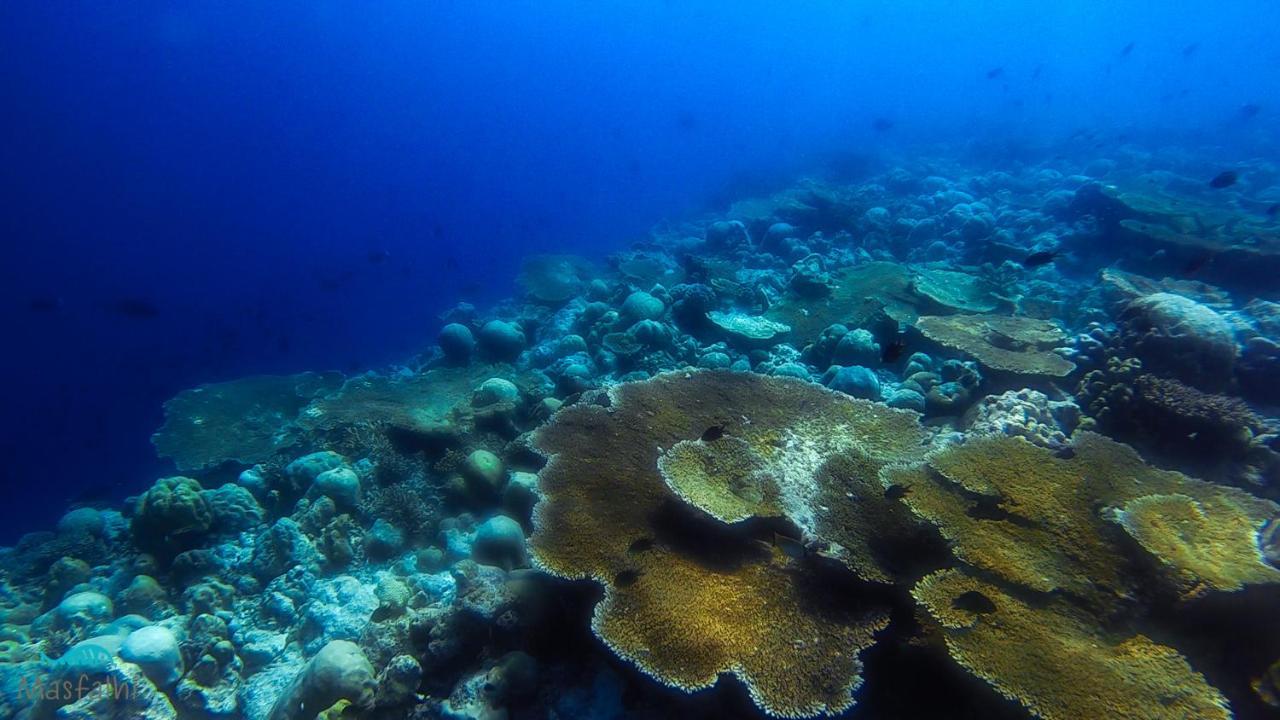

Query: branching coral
[915,314,1076,376]
[529,370,900,717]
[913,569,1232,720]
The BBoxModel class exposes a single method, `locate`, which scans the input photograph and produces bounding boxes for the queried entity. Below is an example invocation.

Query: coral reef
[8,158,1280,720]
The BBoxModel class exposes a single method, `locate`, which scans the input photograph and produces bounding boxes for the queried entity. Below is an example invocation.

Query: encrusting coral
[529,369,897,718]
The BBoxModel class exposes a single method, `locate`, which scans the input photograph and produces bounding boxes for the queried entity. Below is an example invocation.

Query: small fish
[881,336,906,364]
[1182,251,1215,276]
[772,532,807,561]
[367,249,391,263]
[701,424,726,442]
[985,66,1004,80]
[1120,41,1135,57]
[112,297,160,319]
[1182,42,1199,58]
[1209,170,1238,189]
[872,117,894,132]
[28,296,63,312]
[1031,63,1044,81]
[1240,102,1262,119]
[1022,250,1060,268]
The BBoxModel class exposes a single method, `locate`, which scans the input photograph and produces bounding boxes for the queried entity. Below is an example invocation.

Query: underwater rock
[704,219,751,250]
[472,377,520,407]
[822,364,881,400]
[620,290,665,322]
[120,624,184,687]
[471,515,527,569]
[439,323,478,364]
[267,640,376,720]
[478,320,527,362]
[1120,292,1237,390]
[832,328,881,366]
[313,466,361,509]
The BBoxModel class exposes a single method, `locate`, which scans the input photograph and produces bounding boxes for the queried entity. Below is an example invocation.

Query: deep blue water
[2,1,1277,542]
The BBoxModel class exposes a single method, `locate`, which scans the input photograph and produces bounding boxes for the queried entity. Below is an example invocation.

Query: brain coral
[913,569,1231,720]
[529,370,899,718]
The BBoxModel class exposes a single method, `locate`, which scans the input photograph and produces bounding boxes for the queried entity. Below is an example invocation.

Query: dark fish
[68,480,123,508]
[444,256,460,271]
[112,297,160,318]
[872,117,894,132]
[1267,203,1279,217]
[1209,170,1238,189]
[1240,102,1262,119]
[701,424,726,442]
[1022,250,1060,268]
[985,66,1004,79]
[28,296,63,312]
[884,485,907,500]
[1182,251,1215,276]
[1120,41,1135,57]
[881,336,906,364]
[1031,63,1044,81]
[951,590,997,614]
[367,249,391,263]
[772,532,806,561]
[1182,42,1199,58]
[614,569,640,587]
[676,110,697,131]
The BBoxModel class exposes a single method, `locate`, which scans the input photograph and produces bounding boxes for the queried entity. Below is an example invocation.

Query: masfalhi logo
[14,644,136,703]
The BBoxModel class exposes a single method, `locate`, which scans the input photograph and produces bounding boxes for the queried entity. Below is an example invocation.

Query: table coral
[152,372,342,471]
[529,370,897,718]
[891,433,1280,604]
[915,314,1076,376]
[913,569,1231,720]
